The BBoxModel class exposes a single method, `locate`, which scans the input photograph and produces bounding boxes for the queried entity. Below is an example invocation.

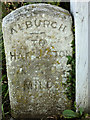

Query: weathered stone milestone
[2,4,73,119]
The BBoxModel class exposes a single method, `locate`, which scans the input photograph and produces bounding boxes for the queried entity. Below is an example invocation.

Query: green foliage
[2,2,29,18]
[62,107,88,119]
[0,25,11,119]
[79,107,84,116]
[63,26,75,109]
[0,3,11,119]
[63,110,79,118]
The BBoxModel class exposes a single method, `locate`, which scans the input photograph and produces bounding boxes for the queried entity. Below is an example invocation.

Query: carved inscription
[23,80,52,91]
[10,19,67,34]
[10,50,70,61]
[9,18,71,93]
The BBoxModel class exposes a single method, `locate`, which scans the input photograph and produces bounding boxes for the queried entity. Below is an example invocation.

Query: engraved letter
[25,21,33,29]
[18,24,23,30]
[58,24,67,32]
[10,52,16,61]
[43,20,50,27]
[58,24,63,30]
[47,81,52,89]
[35,19,41,27]
[52,51,58,57]
[51,22,57,28]
[23,80,32,91]
[39,39,47,46]
[62,26,67,32]
[11,28,17,34]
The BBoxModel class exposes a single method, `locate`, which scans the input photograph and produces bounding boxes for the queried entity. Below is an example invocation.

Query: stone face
[2,4,73,119]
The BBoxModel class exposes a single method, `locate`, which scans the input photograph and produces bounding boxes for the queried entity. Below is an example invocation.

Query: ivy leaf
[63,110,79,118]
[79,107,84,116]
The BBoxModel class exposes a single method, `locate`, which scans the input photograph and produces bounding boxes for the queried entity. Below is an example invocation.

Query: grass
[0,15,11,119]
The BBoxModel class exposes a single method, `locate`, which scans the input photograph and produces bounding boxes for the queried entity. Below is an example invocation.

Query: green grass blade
[4,89,9,100]
[2,104,5,118]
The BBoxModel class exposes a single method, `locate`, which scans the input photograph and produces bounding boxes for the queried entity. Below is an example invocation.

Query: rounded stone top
[2,3,71,28]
